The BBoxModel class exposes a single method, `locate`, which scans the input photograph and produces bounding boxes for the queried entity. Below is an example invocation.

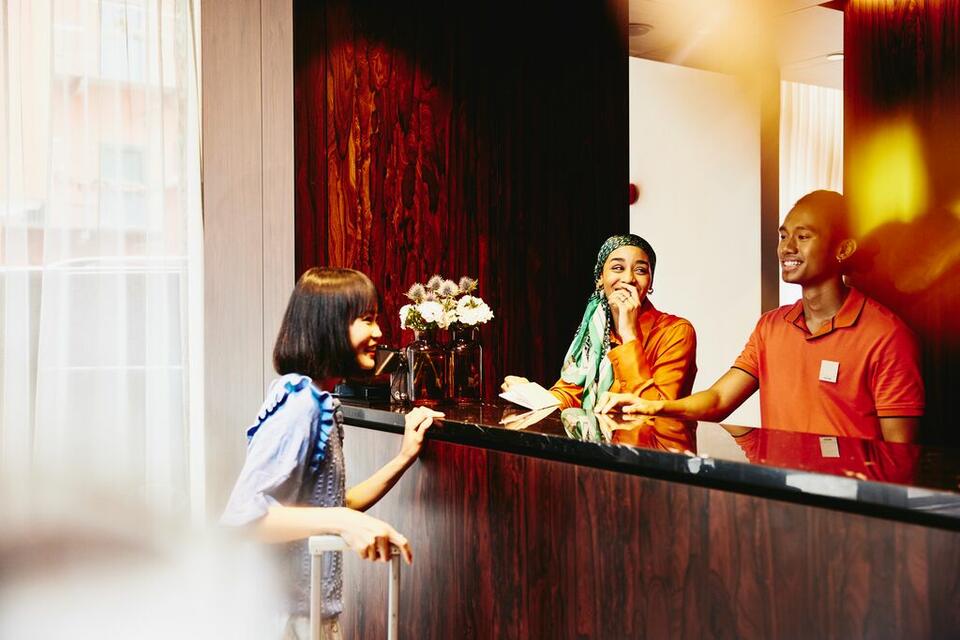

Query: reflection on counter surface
[717,424,920,486]
[340,400,960,527]
[559,409,696,454]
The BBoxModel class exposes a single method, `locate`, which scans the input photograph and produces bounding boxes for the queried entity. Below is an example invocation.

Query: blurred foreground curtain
[779,80,843,305]
[0,0,203,517]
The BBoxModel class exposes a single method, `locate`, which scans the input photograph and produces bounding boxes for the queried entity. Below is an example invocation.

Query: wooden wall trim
[760,65,781,313]
[260,0,296,390]
[201,0,294,513]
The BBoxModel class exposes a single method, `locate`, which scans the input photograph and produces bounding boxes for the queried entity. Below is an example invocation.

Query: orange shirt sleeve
[549,378,583,410]
[607,320,697,401]
[733,319,763,379]
[728,427,761,463]
[872,325,925,417]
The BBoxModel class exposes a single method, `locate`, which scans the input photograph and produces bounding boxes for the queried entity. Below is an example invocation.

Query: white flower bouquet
[399,275,494,332]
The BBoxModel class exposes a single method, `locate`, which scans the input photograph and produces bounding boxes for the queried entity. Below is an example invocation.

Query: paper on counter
[499,406,558,430]
[499,381,561,411]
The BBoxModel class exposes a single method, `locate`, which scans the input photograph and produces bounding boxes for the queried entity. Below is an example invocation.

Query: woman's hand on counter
[346,407,444,513]
[399,406,444,461]
[594,391,640,414]
[594,391,664,416]
[622,398,665,416]
[501,375,530,392]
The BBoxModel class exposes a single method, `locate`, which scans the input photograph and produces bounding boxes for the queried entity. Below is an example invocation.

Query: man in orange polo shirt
[594,190,924,442]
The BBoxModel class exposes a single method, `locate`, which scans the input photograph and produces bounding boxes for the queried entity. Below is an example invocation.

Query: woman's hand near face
[501,375,530,392]
[399,406,444,461]
[608,282,642,343]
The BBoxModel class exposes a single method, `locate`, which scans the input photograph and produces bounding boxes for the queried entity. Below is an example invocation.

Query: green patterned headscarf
[560,234,656,411]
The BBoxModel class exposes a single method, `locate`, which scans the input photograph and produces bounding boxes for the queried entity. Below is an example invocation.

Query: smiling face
[778,204,845,286]
[598,245,653,301]
[349,311,382,370]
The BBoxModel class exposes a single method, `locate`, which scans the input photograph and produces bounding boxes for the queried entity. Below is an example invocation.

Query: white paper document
[499,382,561,411]
[499,406,558,430]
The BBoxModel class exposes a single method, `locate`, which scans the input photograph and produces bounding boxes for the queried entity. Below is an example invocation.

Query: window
[100,1,147,83]
[2,0,202,520]
[99,143,149,230]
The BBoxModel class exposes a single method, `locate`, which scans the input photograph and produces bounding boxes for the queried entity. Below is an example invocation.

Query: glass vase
[405,329,448,406]
[448,325,483,403]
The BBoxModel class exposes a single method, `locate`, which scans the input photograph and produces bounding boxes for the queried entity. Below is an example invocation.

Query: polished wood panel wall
[342,427,960,639]
[293,1,629,397]
[844,0,960,446]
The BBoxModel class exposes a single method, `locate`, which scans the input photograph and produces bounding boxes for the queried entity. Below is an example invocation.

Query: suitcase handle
[308,535,400,640]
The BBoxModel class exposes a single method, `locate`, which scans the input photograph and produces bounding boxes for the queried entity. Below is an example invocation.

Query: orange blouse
[549,300,698,410]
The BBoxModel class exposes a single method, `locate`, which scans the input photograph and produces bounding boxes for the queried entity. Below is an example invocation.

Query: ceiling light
[826,52,844,61]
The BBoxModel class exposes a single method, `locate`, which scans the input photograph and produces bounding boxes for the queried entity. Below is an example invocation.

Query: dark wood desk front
[338,402,960,639]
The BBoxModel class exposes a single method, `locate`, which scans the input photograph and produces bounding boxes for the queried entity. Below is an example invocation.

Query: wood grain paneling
[201,0,266,512]
[844,0,960,446]
[261,0,296,391]
[201,0,294,512]
[341,426,960,639]
[294,0,629,399]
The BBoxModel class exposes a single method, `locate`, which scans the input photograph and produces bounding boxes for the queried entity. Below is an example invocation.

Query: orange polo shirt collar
[783,287,868,339]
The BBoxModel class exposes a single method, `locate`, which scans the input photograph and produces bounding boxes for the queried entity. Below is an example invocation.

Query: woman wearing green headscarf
[502,234,698,412]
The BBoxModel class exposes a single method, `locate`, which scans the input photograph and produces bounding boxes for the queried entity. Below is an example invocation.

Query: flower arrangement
[399,275,494,332]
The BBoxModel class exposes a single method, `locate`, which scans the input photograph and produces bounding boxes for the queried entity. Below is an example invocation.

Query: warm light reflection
[951,197,960,218]
[847,118,930,237]
[659,0,773,77]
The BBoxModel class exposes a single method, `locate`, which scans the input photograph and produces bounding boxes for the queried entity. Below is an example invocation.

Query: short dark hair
[273,267,378,381]
[792,190,852,241]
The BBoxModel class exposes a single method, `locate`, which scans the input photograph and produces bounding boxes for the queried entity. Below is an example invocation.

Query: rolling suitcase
[308,535,400,640]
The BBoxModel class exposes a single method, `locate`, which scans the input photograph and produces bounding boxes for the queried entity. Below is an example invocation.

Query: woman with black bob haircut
[274,267,380,383]
[222,267,443,640]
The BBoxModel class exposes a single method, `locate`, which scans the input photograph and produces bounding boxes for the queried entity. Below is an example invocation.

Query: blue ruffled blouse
[221,374,345,619]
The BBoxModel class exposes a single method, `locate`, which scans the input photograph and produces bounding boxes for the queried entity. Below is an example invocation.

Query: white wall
[629,57,761,427]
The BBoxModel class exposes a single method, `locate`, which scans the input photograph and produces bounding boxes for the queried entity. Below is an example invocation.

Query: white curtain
[779,80,844,305]
[1,0,202,519]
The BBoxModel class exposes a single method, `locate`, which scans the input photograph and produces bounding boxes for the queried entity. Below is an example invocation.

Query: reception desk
[337,401,960,639]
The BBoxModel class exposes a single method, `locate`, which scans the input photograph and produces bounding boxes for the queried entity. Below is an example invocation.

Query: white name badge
[819,436,840,458]
[819,359,840,383]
